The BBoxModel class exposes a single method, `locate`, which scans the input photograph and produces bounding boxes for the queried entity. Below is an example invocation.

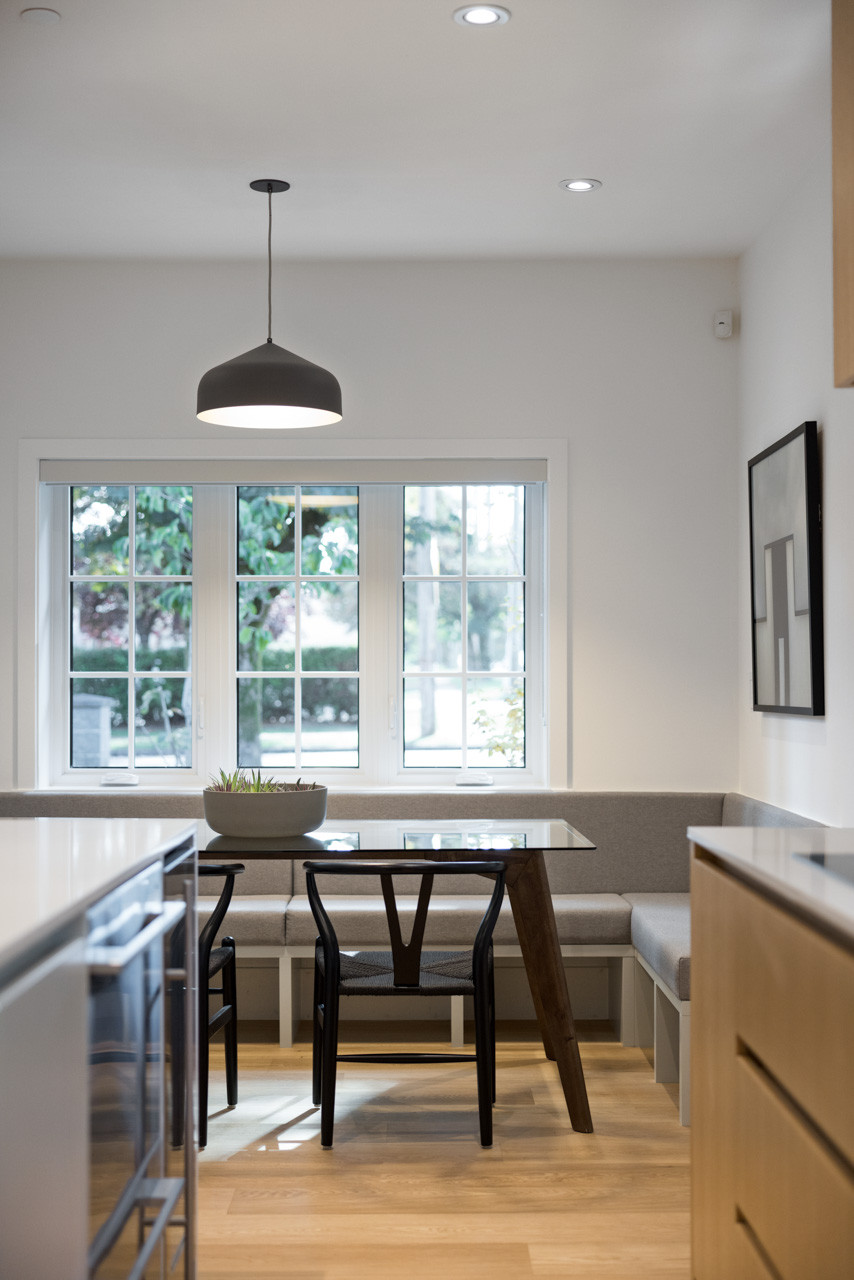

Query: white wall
[738,135,854,824]
[0,255,739,792]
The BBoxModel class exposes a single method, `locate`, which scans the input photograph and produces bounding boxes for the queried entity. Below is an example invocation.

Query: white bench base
[236,945,292,1046]
[627,953,690,1126]
[238,941,689,1127]
[277,942,636,1046]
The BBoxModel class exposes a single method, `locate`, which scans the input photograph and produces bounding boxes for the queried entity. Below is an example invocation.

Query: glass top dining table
[196,817,597,1133]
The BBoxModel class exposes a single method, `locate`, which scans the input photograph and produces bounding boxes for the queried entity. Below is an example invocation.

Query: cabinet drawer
[735,1053,854,1280]
[731,1224,777,1280]
[729,875,854,1166]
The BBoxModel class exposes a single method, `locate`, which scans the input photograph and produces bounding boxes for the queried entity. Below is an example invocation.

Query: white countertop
[689,825,854,942]
[0,816,197,979]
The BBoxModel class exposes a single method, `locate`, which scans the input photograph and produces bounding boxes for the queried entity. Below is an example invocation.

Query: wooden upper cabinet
[834,0,854,386]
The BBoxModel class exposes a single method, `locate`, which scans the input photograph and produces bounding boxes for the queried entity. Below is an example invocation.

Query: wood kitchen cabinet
[690,831,854,1279]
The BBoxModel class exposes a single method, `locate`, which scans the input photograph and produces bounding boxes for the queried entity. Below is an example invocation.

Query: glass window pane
[71,486,129,575]
[135,583,191,671]
[237,677,295,767]
[71,583,129,670]
[403,582,461,671]
[70,678,128,768]
[237,583,296,672]
[466,485,525,576]
[135,677,192,768]
[301,487,359,576]
[237,487,296,576]
[301,582,359,671]
[467,582,525,672]
[403,676,462,768]
[404,486,462,576]
[301,677,359,768]
[135,486,193,576]
[467,677,525,768]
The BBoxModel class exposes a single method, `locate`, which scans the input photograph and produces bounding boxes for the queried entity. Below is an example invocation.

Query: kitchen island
[0,817,198,1280]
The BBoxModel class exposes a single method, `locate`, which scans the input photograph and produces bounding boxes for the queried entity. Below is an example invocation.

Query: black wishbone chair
[197,861,244,1149]
[304,858,506,1148]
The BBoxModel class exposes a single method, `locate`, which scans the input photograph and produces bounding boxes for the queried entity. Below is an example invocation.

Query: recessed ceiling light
[19,7,61,21]
[454,6,511,26]
[559,179,603,193]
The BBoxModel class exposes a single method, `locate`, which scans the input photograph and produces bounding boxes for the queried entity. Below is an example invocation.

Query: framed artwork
[748,421,824,715]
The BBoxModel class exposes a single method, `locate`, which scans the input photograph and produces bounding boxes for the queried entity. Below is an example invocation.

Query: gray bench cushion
[198,895,290,946]
[721,792,824,828]
[201,858,293,895]
[544,793,723,893]
[284,893,631,948]
[551,895,632,944]
[326,792,725,894]
[622,892,691,1001]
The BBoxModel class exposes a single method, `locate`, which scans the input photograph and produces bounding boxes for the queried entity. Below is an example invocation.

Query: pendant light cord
[266,184,273,343]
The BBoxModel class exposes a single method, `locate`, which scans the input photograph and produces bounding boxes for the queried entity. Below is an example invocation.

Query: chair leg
[488,959,497,1105]
[198,1002,209,1150]
[320,980,339,1149]
[473,983,494,1147]
[312,959,323,1108]
[222,939,238,1107]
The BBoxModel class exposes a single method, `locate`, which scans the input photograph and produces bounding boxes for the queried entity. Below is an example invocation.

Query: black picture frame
[748,421,824,715]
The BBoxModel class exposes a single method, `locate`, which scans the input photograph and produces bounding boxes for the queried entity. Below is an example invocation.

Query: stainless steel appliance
[162,839,198,1277]
[86,840,196,1279]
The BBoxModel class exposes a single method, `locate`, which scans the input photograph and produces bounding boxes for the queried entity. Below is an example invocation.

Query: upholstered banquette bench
[207,789,725,1067]
[623,793,822,1124]
[0,788,820,1126]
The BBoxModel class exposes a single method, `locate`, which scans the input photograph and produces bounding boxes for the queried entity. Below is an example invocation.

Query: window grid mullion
[61,486,72,778]
[128,484,136,769]
[461,483,469,768]
[294,486,303,765]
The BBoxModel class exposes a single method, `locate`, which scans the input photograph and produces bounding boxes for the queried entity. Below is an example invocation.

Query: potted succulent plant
[203,769,328,837]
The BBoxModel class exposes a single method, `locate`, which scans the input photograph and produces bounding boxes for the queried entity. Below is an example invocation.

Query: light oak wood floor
[198,1022,690,1280]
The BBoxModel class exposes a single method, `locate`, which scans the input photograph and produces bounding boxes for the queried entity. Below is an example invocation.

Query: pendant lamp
[197,180,342,429]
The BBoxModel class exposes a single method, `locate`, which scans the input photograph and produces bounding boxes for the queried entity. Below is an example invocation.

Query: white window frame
[18,437,569,791]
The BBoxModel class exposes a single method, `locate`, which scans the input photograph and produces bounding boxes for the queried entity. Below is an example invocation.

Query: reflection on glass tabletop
[199,818,594,854]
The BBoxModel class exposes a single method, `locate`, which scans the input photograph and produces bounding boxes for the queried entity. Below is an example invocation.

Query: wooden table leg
[505,865,557,1062]
[505,850,594,1133]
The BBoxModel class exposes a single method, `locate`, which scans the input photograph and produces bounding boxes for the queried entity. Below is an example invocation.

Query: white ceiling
[0,0,830,260]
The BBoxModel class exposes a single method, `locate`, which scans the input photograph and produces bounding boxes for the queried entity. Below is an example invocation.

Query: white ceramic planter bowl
[203,786,328,838]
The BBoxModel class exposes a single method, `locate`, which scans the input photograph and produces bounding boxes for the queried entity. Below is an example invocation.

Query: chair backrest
[197,862,244,961]
[303,859,506,988]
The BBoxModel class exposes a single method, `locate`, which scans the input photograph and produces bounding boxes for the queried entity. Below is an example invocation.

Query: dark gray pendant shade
[196,179,342,430]
[196,339,342,430]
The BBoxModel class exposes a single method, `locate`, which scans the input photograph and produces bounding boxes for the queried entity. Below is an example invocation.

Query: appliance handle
[87,900,186,973]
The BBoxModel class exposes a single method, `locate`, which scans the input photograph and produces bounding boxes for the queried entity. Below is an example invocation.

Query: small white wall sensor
[714,310,733,339]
